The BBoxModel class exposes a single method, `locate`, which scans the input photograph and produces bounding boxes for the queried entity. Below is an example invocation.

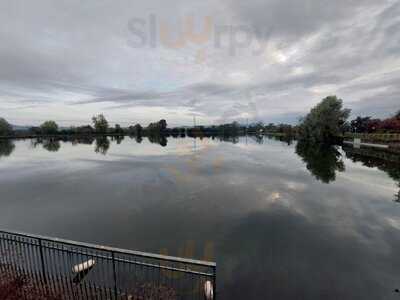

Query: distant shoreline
[0,130,267,140]
[1,132,399,149]
[0,133,132,140]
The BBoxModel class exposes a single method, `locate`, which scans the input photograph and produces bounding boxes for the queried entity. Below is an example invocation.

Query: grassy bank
[343,133,400,149]
[344,133,400,142]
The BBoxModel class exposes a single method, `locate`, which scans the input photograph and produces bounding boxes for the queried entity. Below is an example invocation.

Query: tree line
[0,115,159,137]
[349,112,400,133]
[1,98,399,140]
[0,115,293,138]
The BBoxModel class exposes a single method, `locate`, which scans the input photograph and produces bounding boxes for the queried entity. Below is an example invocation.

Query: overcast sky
[0,0,399,126]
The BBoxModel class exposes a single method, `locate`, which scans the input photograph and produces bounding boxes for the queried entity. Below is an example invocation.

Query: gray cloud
[227,0,377,40]
[0,0,399,125]
[348,89,400,118]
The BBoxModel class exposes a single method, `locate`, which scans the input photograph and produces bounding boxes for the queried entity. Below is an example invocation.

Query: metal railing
[0,230,216,299]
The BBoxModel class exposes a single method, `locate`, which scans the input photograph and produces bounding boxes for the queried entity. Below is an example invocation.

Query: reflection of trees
[343,146,400,203]
[250,135,264,144]
[31,138,60,152]
[42,139,61,152]
[0,140,15,157]
[71,136,94,145]
[95,137,110,155]
[265,134,294,145]
[147,135,167,147]
[111,135,124,144]
[135,136,143,144]
[296,141,345,183]
[31,139,41,149]
[217,135,239,144]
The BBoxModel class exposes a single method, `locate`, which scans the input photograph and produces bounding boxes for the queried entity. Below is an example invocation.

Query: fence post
[213,265,217,299]
[112,251,118,299]
[38,238,47,284]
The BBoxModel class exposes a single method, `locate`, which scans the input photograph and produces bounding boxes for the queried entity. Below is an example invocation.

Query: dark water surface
[0,136,400,299]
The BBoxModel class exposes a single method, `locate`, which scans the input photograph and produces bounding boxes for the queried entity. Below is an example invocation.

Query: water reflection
[296,141,345,183]
[0,140,15,157]
[343,145,400,203]
[1,137,400,299]
[135,136,143,144]
[71,136,94,145]
[147,135,168,147]
[94,136,110,155]
[31,138,61,152]
[265,134,294,145]
[9,134,249,156]
[218,135,240,144]
[110,135,125,144]
[42,139,61,152]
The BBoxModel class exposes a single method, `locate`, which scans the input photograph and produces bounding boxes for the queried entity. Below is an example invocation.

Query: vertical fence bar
[213,265,217,300]
[112,251,118,299]
[38,238,47,284]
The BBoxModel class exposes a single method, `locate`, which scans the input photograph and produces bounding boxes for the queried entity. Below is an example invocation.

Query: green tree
[350,116,370,133]
[75,125,94,135]
[146,120,168,134]
[0,140,15,157]
[40,120,59,135]
[134,124,143,136]
[0,118,13,136]
[265,123,277,133]
[114,124,124,135]
[299,96,351,142]
[92,114,109,133]
[395,110,400,119]
[159,119,167,131]
[129,124,143,136]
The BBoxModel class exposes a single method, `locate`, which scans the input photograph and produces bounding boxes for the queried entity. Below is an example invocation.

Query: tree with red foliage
[377,117,400,133]
[350,116,381,133]
[350,110,400,133]
[366,119,381,133]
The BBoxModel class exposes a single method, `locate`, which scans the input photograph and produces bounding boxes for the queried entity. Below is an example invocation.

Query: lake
[0,136,400,299]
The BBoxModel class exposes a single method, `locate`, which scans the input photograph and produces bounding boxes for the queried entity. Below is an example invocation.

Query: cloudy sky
[0,0,399,127]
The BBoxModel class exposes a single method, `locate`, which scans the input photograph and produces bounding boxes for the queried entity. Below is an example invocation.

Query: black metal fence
[0,230,216,299]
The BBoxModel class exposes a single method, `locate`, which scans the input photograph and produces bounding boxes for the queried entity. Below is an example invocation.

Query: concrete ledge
[343,140,389,149]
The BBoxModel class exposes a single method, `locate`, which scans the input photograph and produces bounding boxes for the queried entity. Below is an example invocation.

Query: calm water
[1,136,400,299]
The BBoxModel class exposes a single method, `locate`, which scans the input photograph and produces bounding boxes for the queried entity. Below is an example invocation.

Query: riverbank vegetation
[297,96,351,143]
[0,118,13,136]
[350,110,400,134]
[1,97,398,142]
